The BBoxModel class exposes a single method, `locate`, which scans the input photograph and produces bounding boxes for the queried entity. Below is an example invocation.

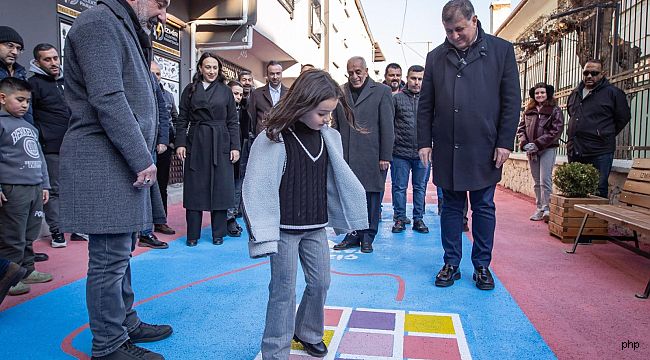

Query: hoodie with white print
[0,111,50,193]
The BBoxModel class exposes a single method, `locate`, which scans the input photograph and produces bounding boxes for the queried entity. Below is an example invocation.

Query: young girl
[243,70,368,359]
[175,52,240,246]
[516,82,564,222]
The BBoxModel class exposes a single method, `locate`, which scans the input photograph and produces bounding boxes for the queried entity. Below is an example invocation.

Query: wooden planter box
[548,194,609,243]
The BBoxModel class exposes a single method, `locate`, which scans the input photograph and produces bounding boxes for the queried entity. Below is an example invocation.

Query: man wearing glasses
[0,26,32,124]
[567,59,631,199]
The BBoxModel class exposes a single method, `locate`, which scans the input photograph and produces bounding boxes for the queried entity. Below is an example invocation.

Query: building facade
[491,0,649,198]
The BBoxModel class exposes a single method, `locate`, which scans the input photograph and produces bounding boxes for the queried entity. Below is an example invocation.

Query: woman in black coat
[176,52,240,246]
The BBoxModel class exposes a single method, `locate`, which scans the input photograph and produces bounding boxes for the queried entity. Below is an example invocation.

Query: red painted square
[324,308,343,327]
[403,336,462,360]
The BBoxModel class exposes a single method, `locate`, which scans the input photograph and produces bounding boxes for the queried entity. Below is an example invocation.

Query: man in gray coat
[417,0,520,290]
[60,0,172,359]
[333,56,395,253]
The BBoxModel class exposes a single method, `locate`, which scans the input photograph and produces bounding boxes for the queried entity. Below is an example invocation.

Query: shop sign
[57,0,97,18]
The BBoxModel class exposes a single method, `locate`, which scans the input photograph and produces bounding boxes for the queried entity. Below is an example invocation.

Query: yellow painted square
[404,314,455,335]
[291,330,335,350]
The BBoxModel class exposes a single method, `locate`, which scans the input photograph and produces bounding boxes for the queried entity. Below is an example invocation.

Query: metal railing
[515,0,649,159]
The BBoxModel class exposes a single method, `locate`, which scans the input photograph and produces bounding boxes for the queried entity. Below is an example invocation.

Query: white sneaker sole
[51,241,67,248]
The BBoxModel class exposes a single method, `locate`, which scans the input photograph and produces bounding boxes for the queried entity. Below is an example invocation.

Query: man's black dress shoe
[434,264,461,287]
[473,266,495,290]
[227,219,242,237]
[412,220,429,233]
[138,233,169,249]
[129,322,173,343]
[360,239,373,253]
[186,239,198,247]
[293,335,328,357]
[333,233,360,250]
[34,252,49,262]
[213,237,224,245]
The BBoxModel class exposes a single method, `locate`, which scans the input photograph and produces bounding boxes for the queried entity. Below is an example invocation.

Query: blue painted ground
[0,205,556,359]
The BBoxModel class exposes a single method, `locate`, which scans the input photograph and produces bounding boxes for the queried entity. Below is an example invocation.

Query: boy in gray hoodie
[0,77,53,296]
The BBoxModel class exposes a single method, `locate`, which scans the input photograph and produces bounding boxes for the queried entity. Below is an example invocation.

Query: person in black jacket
[567,59,631,199]
[417,0,520,291]
[391,65,429,234]
[29,43,88,248]
[176,52,240,247]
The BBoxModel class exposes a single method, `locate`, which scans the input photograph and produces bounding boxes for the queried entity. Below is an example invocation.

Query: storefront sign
[57,0,97,18]
[153,22,181,58]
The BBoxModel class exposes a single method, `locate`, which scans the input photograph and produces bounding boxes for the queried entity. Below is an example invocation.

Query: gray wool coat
[59,0,158,234]
[334,79,395,193]
[417,23,521,191]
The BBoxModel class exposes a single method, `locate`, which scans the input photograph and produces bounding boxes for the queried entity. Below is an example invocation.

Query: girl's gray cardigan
[242,125,369,258]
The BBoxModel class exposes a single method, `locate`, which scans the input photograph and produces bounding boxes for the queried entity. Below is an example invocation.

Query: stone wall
[500,153,632,204]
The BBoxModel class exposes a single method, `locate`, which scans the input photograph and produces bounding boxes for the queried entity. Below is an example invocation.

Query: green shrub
[553,162,600,198]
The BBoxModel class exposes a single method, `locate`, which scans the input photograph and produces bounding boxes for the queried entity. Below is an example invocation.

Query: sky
[361,0,522,72]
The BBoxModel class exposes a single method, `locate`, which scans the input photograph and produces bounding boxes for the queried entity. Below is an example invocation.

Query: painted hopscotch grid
[255,306,472,360]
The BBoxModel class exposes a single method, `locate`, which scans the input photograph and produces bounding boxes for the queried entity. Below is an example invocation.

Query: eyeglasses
[583,70,601,77]
[1,42,23,53]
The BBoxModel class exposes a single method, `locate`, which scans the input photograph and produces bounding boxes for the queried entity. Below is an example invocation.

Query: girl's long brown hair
[264,69,356,142]
[526,82,557,111]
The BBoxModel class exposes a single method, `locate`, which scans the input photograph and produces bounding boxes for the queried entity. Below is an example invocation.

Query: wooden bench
[567,158,650,299]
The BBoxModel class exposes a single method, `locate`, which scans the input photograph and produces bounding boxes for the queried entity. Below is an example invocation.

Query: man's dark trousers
[157,148,172,214]
[568,153,614,198]
[87,233,141,357]
[360,192,382,243]
[43,154,61,233]
[0,185,43,277]
[440,185,496,268]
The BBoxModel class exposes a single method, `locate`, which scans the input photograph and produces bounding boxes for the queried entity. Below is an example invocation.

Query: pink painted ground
[3,184,649,359]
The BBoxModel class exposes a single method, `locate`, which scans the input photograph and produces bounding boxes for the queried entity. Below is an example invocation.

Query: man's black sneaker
[34,253,49,262]
[137,234,169,249]
[391,220,405,233]
[412,220,429,233]
[90,340,164,360]
[293,335,328,357]
[473,266,495,290]
[392,216,411,224]
[213,237,224,245]
[227,219,242,237]
[128,322,173,343]
[434,264,460,287]
[51,231,67,248]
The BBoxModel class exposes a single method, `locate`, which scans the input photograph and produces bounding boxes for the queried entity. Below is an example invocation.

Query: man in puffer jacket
[390,65,429,234]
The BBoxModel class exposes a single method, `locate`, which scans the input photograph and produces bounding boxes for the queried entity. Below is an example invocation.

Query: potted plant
[548,163,609,242]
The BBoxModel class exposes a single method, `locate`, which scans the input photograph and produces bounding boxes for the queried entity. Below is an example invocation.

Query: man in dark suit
[417,0,520,290]
[332,56,395,254]
[248,60,288,135]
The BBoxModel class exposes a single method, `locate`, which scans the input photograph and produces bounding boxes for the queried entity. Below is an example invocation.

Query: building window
[309,0,323,46]
[278,0,295,17]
